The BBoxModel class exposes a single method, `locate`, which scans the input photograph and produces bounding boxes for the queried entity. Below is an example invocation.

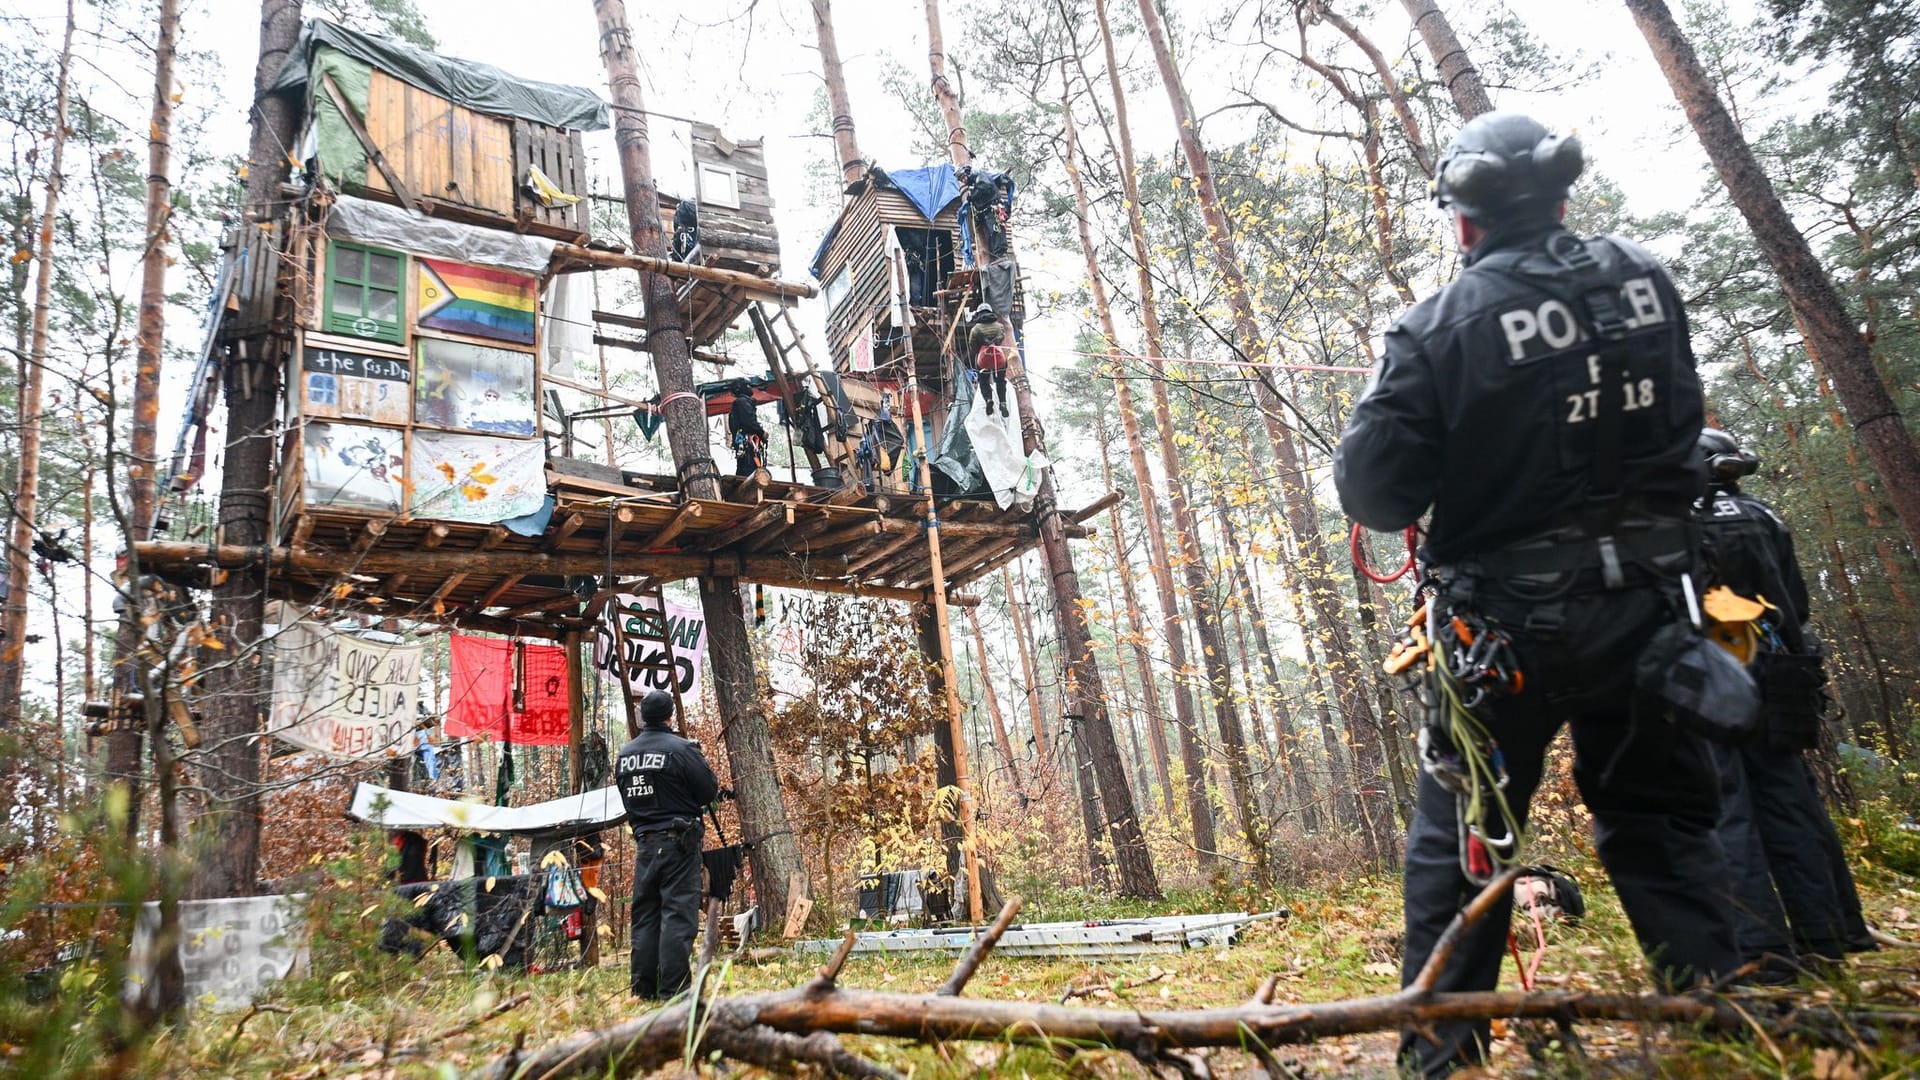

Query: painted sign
[415,336,538,436]
[303,344,410,425]
[850,323,875,374]
[269,618,424,760]
[303,421,405,513]
[592,593,709,698]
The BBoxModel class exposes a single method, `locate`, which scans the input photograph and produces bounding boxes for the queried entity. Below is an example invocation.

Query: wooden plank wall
[363,69,515,216]
[512,122,589,237]
[818,188,962,369]
[689,122,780,274]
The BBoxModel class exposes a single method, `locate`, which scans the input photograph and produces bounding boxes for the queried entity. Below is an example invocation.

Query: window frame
[323,240,406,344]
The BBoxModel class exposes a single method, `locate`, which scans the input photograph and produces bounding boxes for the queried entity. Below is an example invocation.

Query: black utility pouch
[1633,621,1761,743]
[1755,649,1827,753]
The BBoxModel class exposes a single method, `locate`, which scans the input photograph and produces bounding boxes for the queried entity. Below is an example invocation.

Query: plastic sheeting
[349,782,625,836]
[931,360,987,495]
[541,272,592,377]
[327,194,556,277]
[269,19,608,131]
[966,392,1048,511]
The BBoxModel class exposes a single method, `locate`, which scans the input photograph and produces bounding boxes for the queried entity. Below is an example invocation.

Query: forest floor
[139,853,1920,1080]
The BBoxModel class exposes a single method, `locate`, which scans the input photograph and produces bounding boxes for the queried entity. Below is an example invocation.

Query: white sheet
[964,402,1049,511]
[348,782,625,835]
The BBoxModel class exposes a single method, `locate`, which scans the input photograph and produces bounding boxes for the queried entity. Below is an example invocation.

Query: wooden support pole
[566,631,587,793]
[645,502,703,549]
[896,250,983,923]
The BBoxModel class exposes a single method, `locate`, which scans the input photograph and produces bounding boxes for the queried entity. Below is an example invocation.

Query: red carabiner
[1351,522,1418,584]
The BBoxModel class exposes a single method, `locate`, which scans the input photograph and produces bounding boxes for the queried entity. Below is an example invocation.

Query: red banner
[446,635,571,746]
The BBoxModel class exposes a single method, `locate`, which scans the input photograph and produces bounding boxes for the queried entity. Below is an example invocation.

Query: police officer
[1335,112,1738,1075]
[615,689,719,999]
[1697,427,1873,966]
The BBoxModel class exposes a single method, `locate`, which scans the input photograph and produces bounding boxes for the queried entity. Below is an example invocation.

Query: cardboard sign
[783,871,813,940]
[592,593,708,698]
[302,344,410,424]
[269,619,423,760]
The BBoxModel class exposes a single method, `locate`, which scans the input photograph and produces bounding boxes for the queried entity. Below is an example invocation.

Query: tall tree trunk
[1310,2,1435,175]
[924,2,1157,897]
[0,0,75,726]
[810,0,867,187]
[966,606,1025,801]
[1003,564,1051,781]
[593,0,801,923]
[1089,0,1226,866]
[190,0,288,897]
[1213,493,1311,820]
[1399,0,1494,118]
[1096,429,1173,815]
[1136,0,1397,863]
[918,610,1007,914]
[1627,0,1920,562]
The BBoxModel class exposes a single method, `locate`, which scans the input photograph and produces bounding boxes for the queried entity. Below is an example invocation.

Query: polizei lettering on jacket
[1496,276,1667,361]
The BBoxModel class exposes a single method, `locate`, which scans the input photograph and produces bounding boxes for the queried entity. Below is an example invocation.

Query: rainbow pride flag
[417,258,538,345]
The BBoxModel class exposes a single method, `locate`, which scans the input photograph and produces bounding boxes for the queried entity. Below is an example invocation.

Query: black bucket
[812,466,844,489]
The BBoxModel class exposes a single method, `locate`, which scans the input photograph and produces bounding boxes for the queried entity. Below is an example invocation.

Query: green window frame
[323,241,405,344]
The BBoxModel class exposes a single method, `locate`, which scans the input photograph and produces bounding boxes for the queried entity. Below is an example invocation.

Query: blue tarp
[811,164,1016,279]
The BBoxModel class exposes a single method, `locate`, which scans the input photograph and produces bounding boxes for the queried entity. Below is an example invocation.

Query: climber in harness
[671,199,700,262]
[1696,426,1874,975]
[966,303,1011,418]
[726,378,766,477]
[1336,112,1743,1077]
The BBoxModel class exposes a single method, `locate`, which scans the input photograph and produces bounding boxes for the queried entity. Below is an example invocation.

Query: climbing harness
[1385,589,1529,886]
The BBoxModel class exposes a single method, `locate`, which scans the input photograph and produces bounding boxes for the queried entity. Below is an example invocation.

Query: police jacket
[615,725,720,833]
[1696,488,1811,650]
[1334,222,1706,565]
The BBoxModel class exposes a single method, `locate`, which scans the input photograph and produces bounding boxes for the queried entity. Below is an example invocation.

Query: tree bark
[1399,0,1494,118]
[918,609,1007,914]
[594,0,800,923]
[1002,564,1051,782]
[922,1,1156,897]
[810,0,867,187]
[1627,0,1920,562]
[1214,493,1311,820]
[966,606,1025,801]
[1094,419,1172,816]
[0,0,75,726]
[1136,0,1396,863]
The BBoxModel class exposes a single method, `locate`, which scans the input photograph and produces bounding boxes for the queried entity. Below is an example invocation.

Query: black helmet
[1699,427,1759,484]
[640,689,676,724]
[1432,112,1585,223]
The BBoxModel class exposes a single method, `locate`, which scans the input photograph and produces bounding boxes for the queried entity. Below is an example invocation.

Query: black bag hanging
[1633,620,1761,744]
[1755,648,1828,752]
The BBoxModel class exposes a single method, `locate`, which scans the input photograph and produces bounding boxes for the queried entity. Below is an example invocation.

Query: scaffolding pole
[896,249,984,923]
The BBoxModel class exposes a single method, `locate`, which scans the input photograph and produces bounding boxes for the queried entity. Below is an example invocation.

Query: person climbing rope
[1696,426,1875,975]
[966,303,1010,418]
[727,378,767,477]
[1334,111,1740,1076]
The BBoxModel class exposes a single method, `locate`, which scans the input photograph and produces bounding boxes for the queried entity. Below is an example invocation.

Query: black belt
[1457,520,1694,588]
[632,819,699,837]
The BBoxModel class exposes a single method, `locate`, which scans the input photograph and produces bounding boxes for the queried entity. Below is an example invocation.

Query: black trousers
[1711,742,1795,965]
[1399,584,1739,1076]
[1743,745,1871,957]
[630,820,703,999]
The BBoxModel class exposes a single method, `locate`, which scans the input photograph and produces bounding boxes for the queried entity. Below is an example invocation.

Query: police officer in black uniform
[1335,112,1739,1075]
[615,689,719,999]
[1697,427,1874,966]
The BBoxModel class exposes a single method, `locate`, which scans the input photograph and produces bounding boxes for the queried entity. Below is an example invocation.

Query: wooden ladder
[602,580,688,738]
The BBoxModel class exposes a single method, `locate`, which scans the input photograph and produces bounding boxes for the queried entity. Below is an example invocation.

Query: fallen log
[472,884,1920,1080]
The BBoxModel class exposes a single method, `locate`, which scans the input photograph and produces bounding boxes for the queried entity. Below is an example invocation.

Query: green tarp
[307,45,374,192]
[269,18,609,132]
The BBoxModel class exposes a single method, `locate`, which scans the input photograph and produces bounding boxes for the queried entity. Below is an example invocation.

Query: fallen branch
[472,874,1920,1080]
[939,896,1023,996]
[1061,968,1170,1004]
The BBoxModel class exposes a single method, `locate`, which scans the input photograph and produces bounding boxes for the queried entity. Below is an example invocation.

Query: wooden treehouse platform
[137,469,1114,639]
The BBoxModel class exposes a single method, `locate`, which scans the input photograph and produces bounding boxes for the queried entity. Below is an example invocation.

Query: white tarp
[269,617,424,760]
[326,194,556,277]
[965,403,1048,510]
[127,894,309,1012]
[408,430,548,524]
[541,272,593,379]
[591,592,709,698]
[349,782,626,835]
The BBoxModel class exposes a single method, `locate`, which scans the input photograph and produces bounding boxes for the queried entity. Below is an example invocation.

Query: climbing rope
[1350,522,1420,584]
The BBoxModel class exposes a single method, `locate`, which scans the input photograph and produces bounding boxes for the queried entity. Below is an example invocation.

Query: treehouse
[138,21,1103,639]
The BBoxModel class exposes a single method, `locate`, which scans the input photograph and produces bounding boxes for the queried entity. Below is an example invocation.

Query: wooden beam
[386,522,451,593]
[288,513,315,550]
[553,242,817,299]
[546,512,588,550]
[566,631,587,794]
[321,73,419,213]
[473,574,526,611]
[645,502,703,549]
[133,541,848,582]
[1067,491,1124,525]
[805,519,881,552]
[723,501,786,545]
[735,505,796,552]
[846,527,921,576]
